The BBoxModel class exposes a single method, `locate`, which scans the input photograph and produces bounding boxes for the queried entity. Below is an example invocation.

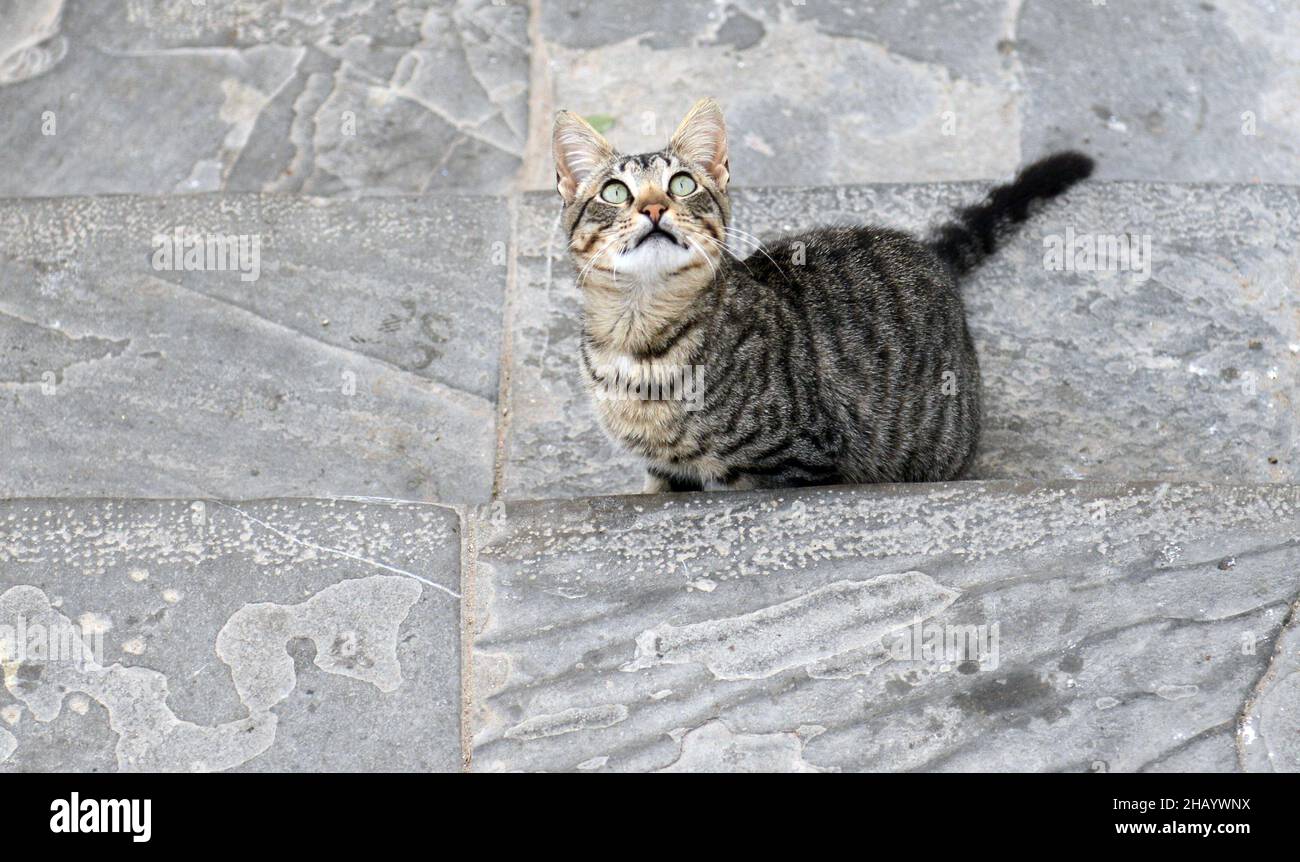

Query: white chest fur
[584,347,703,451]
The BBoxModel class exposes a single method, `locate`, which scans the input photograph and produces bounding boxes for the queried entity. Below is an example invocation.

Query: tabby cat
[553,98,1093,492]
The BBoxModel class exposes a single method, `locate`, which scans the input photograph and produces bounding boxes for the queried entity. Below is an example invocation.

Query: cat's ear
[670,98,729,190]
[553,110,615,204]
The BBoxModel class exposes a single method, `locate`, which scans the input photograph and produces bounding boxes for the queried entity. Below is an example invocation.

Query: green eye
[669,173,697,196]
[600,181,630,204]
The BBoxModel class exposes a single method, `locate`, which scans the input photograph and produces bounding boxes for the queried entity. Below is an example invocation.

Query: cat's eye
[600,181,630,204]
[669,173,697,197]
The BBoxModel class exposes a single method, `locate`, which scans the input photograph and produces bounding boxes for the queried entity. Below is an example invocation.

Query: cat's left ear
[670,98,729,190]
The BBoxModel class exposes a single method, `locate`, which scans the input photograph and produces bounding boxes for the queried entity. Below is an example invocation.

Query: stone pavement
[0,193,506,502]
[2,0,1298,197]
[0,0,530,196]
[467,481,1300,772]
[0,498,462,772]
[3,182,1296,503]
[3,482,1296,771]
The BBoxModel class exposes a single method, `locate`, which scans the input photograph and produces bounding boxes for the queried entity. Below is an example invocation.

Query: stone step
[0,193,508,503]
[3,481,1296,772]
[467,481,1300,773]
[3,1,1298,198]
[2,181,1296,506]
[530,0,1300,191]
[0,0,530,196]
[0,497,463,772]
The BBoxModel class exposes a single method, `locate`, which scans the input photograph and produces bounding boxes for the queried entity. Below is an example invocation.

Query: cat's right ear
[553,111,615,204]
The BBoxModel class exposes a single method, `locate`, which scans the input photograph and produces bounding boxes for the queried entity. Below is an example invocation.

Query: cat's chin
[615,238,701,279]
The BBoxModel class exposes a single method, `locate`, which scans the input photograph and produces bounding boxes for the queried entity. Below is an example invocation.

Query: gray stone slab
[467,481,1300,772]
[497,194,638,500]
[1017,0,1300,184]
[1239,595,1300,772]
[0,0,528,196]
[0,498,462,772]
[529,0,1021,190]
[498,182,1299,500]
[7,0,1297,197]
[529,0,1300,190]
[0,193,506,502]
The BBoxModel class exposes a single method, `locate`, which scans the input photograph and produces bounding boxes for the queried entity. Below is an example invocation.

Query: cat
[553,98,1093,493]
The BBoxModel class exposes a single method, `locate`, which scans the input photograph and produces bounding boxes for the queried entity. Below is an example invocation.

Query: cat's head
[553,98,731,284]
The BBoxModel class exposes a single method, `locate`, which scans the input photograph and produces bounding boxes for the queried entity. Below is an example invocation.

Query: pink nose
[641,203,665,224]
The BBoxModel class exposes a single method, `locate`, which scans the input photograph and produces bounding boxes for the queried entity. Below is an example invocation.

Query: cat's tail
[929,151,1094,278]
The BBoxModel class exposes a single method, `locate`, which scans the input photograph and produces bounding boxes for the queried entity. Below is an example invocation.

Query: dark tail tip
[931,150,1095,277]
[1013,151,1095,205]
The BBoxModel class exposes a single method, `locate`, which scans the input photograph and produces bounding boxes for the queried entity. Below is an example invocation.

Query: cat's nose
[641,203,666,225]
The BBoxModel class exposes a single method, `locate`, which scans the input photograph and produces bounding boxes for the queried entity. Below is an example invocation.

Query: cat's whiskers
[724,225,799,288]
[716,230,771,266]
[684,234,721,282]
[574,246,607,287]
[575,235,622,289]
[724,226,786,271]
[696,231,740,262]
[717,226,756,253]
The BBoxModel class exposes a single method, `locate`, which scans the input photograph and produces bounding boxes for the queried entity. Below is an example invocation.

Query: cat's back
[721,224,961,318]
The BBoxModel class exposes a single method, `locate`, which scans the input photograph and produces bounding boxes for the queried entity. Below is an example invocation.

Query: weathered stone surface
[787,0,1011,86]
[0,194,506,502]
[528,0,1300,190]
[0,498,462,772]
[0,0,529,196]
[498,182,1299,500]
[530,0,1021,190]
[1018,0,1300,184]
[467,481,1300,772]
[6,0,1297,197]
[1239,597,1300,772]
[496,194,638,500]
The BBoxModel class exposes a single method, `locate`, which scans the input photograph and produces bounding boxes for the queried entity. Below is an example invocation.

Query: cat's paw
[642,473,671,494]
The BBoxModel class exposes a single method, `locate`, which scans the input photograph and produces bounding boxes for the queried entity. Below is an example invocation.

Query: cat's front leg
[644,468,704,494]
[723,474,759,491]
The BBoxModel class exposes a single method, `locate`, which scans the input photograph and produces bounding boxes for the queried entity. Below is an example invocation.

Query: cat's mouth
[634,225,686,249]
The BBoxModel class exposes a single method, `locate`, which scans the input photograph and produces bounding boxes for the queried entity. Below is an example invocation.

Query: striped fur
[554,101,1093,492]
